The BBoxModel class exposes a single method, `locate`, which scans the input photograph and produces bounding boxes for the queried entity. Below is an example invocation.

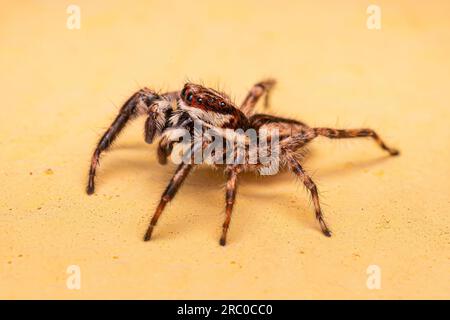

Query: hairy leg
[249,114,309,140]
[280,127,399,156]
[240,79,276,116]
[220,166,241,246]
[87,89,176,195]
[87,89,157,194]
[144,163,193,241]
[287,155,331,237]
[313,127,399,155]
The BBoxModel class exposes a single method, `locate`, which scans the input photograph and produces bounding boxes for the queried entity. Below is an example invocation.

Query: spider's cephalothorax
[87,79,399,246]
[179,83,249,130]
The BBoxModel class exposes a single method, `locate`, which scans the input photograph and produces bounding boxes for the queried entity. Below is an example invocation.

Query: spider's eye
[181,87,187,97]
[219,101,226,107]
[196,97,203,103]
[186,93,193,103]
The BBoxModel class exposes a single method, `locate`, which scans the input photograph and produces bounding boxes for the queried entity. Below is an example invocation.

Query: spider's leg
[313,127,399,156]
[249,114,309,138]
[240,79,276,116]
[281,127,399,156]
[86,88,160,195]
[144,163,193,241]
[219,166,241,246]
[287,154,332,237]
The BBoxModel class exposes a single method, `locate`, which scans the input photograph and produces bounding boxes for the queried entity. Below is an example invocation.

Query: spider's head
[180,83,233,111]
[179,83,247,129]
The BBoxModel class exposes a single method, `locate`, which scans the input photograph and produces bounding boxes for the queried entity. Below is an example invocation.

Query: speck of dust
[230,261,243,269]
[45,169,54,175]
[374,170,385,177]
[113,256,119,260]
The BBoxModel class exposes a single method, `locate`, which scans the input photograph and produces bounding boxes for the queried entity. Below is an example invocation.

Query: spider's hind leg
[240,79,276,116]
[313,127,399,156]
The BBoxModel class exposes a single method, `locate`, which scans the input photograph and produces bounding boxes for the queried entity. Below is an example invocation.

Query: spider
[87,79,399,246]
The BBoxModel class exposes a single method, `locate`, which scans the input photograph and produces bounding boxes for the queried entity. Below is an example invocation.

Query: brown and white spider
[87,79,399,246]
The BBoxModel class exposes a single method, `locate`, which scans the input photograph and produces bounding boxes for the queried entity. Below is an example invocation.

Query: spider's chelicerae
[87,79,399,246]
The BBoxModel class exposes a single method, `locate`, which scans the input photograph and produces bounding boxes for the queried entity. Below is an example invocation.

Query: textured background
[0,0,448,299]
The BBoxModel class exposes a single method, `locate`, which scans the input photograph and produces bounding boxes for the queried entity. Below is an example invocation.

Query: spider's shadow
[102,142,298,188]
[97,143,394,240]
[99,142,394,202]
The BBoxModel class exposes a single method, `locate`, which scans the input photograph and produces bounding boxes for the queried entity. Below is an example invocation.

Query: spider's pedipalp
[145,92,178,144]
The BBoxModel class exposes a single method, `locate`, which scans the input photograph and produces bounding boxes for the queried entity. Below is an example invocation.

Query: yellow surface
[0,1,449,299]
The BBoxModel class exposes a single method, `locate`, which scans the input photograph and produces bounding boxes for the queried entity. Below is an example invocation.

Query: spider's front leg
[86,89,173,195]
[144,162,193,241]
[286,154,332,237]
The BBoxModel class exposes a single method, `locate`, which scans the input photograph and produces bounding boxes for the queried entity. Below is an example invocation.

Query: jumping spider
[87,79,399,246]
